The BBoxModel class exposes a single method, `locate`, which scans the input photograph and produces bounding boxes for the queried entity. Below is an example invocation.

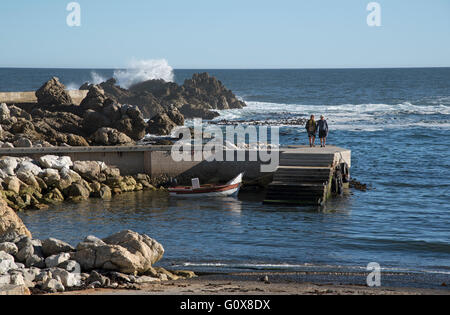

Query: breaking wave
[215,101,450,131]
[113,59,174,88]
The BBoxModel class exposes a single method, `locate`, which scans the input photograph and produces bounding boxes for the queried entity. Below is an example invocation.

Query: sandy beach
[54,273,449,295]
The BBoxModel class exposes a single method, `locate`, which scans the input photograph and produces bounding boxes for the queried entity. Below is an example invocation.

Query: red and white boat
[168,173,244,198]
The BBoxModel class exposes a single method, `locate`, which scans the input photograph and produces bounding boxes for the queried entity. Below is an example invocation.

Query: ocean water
[2,67,449,286]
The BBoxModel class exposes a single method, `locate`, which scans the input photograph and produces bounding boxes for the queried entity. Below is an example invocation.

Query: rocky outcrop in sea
[1,72,245,147]
[82,72,246,135]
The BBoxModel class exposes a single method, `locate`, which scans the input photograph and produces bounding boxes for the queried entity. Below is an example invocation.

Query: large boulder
[67,134,90,147]
[42,238,75,257]
[93,127,133,146]
[72,161,102,182]
[35,77,73,106]
[102,230,164,267]
[79,85,109,111]
[146,113,177,136]
[111,116,147,141]
[66,181,92,201]
[0,199,32,240]
[16,161,42,177]
[38,155,73,170]
[0,157,19,176]
[82,110,111,135]
[73,230,164,275]
[0,251,18,275]
[166,106,185,126]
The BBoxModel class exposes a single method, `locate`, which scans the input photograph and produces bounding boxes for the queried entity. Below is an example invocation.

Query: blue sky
[0,0,449,69]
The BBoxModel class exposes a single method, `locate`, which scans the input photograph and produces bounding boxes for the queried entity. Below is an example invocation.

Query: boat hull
[169,183,240,198]
[169,173,244,198]
[169,186,240,198]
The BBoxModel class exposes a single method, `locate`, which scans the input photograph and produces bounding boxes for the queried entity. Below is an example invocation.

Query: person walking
[305,115,317,147]
[317,115,329,147]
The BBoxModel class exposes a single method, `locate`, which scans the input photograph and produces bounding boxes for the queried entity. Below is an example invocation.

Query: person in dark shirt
[305,115,317,147]
[317,115,329,147]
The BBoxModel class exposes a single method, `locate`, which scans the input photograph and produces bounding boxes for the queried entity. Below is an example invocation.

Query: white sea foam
[215,101,450,131]
[113,59,174,89]
[90,71,107,84]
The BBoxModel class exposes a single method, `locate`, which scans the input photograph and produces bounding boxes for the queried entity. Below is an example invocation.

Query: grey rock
[73,230,164,275]
[0,242,18,256]
[42,278,65,293]
[42,238,75,257]
[25,254,46,268]
[57,260,81,273]
[0,103,10,122]
[0,251,18,275]
[72,161,102,182]
[45,252,71,268]
[38,155,73,170]
[15,244,34,263]
[75,235,106,251]
[51,268,81,288]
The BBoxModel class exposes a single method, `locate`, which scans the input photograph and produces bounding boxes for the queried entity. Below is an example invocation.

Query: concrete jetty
[0,90,88,105]
[264,146,351,205]
[0,145,351,205]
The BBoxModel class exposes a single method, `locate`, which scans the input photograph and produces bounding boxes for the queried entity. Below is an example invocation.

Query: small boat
[169,173,244,198]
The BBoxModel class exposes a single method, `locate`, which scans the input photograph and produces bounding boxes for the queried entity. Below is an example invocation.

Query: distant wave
[214,101,450,131]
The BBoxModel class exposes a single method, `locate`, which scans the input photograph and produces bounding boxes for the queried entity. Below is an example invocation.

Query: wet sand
[55,273,449,295]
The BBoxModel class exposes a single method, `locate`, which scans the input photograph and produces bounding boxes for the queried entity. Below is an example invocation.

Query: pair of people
[305,115,328,147]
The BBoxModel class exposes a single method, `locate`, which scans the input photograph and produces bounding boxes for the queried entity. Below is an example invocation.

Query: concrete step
[268,183,326,192]
[273,177,330,184]
[280,160,333,167]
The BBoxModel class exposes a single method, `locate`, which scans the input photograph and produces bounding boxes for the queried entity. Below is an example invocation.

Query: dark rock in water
[129,79,181,98]
[183,72,246,110]
[35,77,73,106]
[91,72,244,133]
[179,104,220,120]
[349,179,368,192]
[1,72,244,141]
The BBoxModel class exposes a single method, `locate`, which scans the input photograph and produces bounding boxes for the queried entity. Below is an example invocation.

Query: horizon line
[0,66,449,71]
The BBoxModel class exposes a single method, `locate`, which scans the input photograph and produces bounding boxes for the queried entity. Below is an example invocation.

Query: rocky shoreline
[0,155,165,212]
[0,225,196,295]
